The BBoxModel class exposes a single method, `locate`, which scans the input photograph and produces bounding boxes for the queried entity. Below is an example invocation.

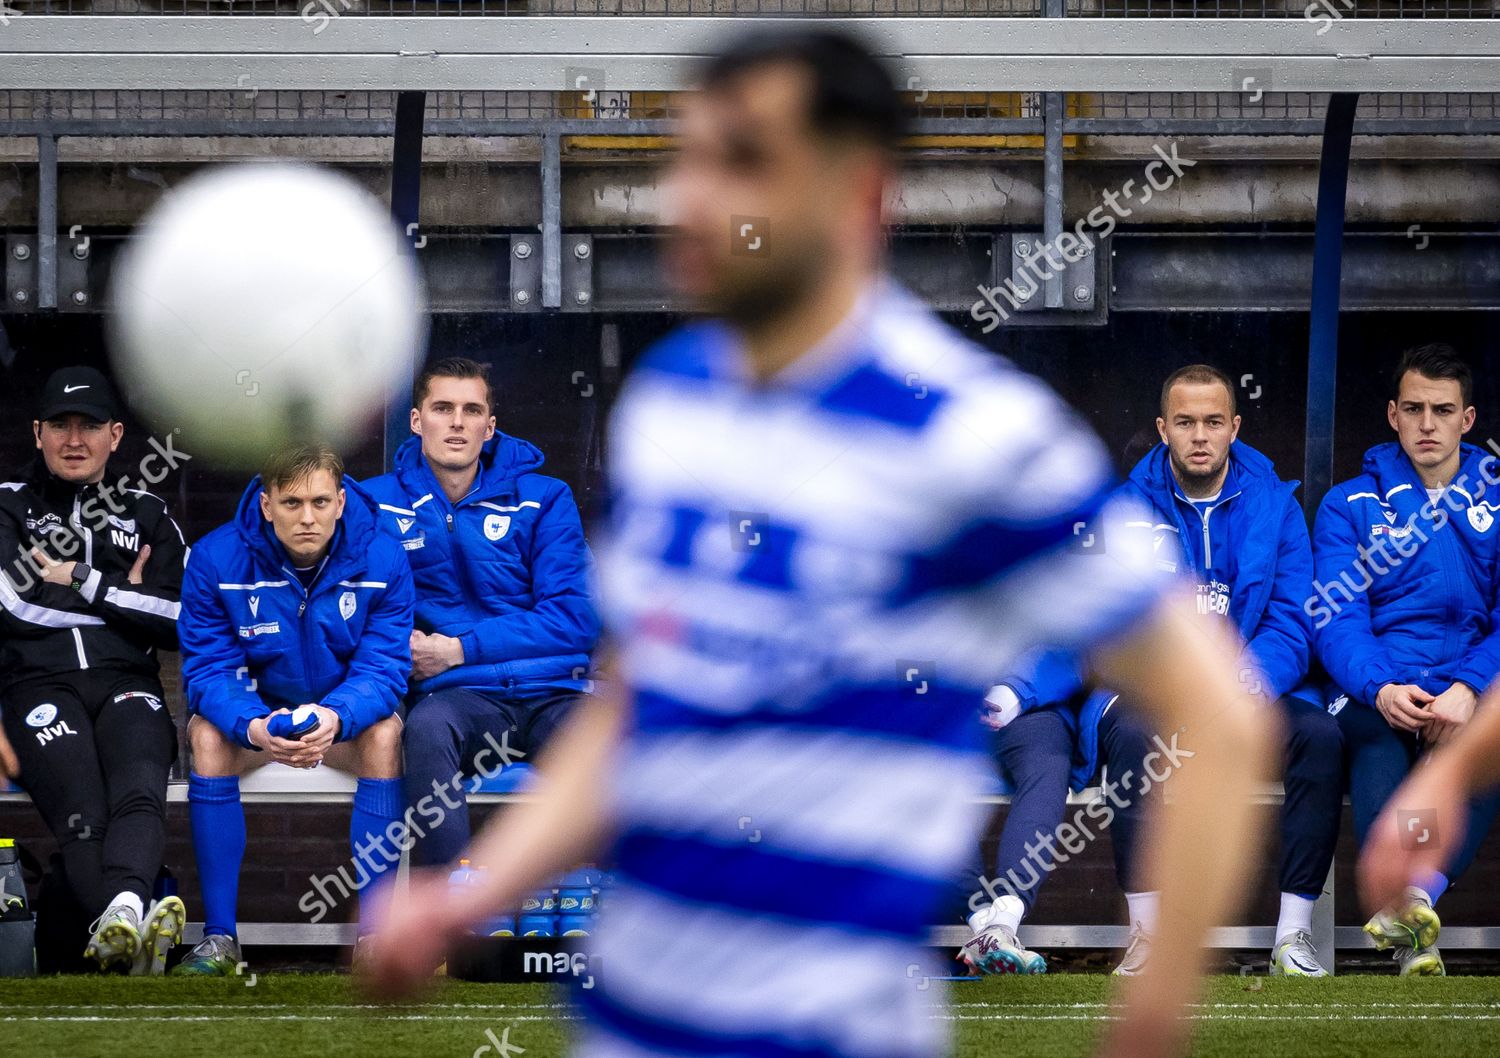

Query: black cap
[38,366,119,423]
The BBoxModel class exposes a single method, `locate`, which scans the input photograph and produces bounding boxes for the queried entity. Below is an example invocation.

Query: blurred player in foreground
[364,27,1277,1058]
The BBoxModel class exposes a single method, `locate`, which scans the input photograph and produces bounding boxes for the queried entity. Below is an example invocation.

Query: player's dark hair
[261,442,344,494]
[1159,363,1237,419]
[1395,343,1472,407]
[699,28,905,153]
[416,357,493,412]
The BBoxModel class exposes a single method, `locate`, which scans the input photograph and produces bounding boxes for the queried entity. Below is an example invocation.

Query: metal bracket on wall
[561,234,593,312]
[510,234,541,312]
[3,232,94,312]
[4,237,37,310]
[58,228,92,311]
[996,231,1105,326]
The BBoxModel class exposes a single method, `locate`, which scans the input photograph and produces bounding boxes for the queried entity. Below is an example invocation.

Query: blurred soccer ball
[109,163,427,469]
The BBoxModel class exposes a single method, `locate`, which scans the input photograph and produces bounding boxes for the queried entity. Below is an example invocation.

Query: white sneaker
[1112,921,1152,976]
[133,896,187,976]
[1271,930,1329,977]
[959,923,1046,975]
[84,899,142,971]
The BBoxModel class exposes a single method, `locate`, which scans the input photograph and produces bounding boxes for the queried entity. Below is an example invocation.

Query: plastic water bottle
[518,885,557,935]
[0,839,35,977]
[268,705,320,740]
[557,868,594,935]
[484,914,517,937]
[592,869,616,914]
[448,860,514,936]
[517,912,554,936]
[0,840,26,921]
[447,858,484,934]
[557,869,594,914]
[447,858,477,891]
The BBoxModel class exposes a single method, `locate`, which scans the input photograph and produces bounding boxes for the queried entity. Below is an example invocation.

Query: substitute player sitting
[364,356,599,867]
[1314,344,1500,975]
[963,366,1339,978]
[173,443,414,975]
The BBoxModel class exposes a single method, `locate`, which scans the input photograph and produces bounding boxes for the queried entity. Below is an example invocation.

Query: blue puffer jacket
[1312,441,1500,707]
[1123,439,1316,703]
[363,434,600,699]
[1002,439,1315,788]
[179,476,416,749]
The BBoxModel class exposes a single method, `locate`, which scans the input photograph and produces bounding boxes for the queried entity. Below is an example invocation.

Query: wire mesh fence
[4,88,1499,130]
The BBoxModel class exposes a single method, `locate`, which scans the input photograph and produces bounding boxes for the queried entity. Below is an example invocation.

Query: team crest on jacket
[339,591,357,620]
[25,703,58,728]
[484,514,511,541]
[1468,506,1494,533]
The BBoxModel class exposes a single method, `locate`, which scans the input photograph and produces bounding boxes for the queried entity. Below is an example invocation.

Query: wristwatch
[68,563,93,592]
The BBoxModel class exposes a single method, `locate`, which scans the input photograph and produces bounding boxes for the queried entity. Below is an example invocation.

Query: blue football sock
[188,773,245,939]
[351,777,404,934]
[1415,871,1450,906]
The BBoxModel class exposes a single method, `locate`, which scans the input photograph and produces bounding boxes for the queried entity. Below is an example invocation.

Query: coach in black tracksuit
[0,366,186,935]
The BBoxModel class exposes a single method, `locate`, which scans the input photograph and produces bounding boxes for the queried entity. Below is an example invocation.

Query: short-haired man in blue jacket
[174,443,414,975]
[1312,343,1500,976]
[963,365,1340,978]
[363,357,600,866]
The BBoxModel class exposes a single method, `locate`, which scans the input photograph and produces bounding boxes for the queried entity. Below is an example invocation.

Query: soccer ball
[109,162,427,469]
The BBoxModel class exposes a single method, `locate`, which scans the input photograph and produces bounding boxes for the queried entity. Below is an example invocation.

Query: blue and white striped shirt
[581,281,1166,1058]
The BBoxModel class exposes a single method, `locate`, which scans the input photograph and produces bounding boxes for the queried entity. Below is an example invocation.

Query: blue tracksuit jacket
[179,476,415,748]
[1312,440,1500,707]
[362,433,599,700]
[1005,439,1315,787]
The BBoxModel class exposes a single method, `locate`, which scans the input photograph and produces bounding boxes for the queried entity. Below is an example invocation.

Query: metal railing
[6,88,1500,134]
[3,0,1496,15]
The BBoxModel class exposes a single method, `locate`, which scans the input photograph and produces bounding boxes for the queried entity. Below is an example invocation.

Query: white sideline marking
[10,1012,1500,1025]
[9,1001,1500,1027]
[18,1003,1500,1009]
[0,1008,582,1020]
[13,1003,573,1011]
[953,1001,1500,1010]
[942,1008,1500,1020]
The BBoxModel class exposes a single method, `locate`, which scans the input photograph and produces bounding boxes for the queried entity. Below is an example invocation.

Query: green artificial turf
[2,973,1499,1058]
